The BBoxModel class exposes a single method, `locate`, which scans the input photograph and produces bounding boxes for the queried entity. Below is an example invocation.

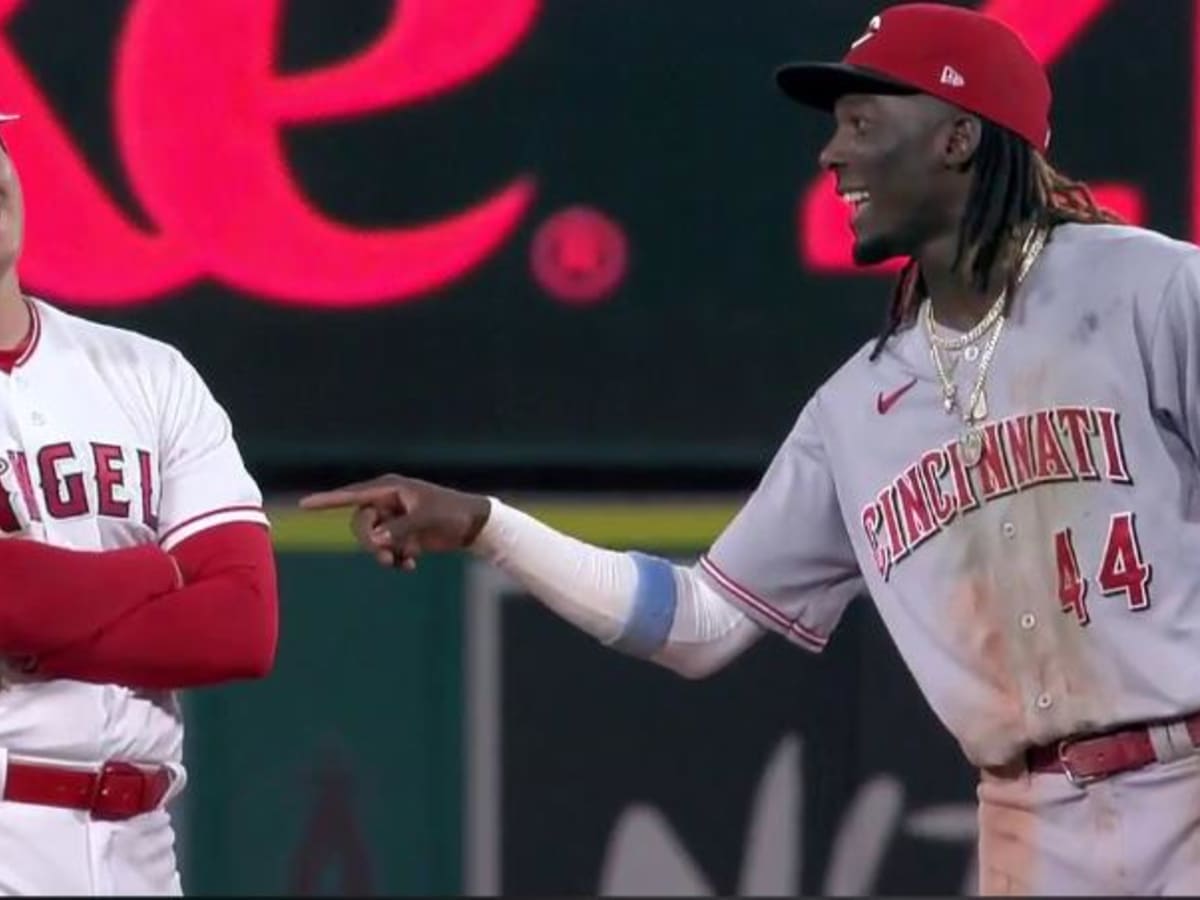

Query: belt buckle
[1056,737,1103,788]
[90,761,154,821]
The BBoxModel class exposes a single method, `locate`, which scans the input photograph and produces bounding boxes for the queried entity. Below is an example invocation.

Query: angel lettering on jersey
[0,441,158,534]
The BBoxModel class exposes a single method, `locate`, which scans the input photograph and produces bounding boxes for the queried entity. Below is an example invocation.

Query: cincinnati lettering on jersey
[861,406,1131,580]
[0,442,157,533]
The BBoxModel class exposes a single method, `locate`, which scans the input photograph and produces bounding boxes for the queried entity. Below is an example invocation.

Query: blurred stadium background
[3,0,1189,893]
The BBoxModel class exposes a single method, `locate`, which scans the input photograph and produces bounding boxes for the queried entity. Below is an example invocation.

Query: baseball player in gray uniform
[302,3,1200,894]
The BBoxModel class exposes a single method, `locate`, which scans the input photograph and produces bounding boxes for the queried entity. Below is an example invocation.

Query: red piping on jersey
[158,504,266,546]
[15,301,41,368]
[699,555,828,651]
[0,300,38,374]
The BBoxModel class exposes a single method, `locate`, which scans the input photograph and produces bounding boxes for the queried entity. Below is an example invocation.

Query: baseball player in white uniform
[303,3,1200,895]
[0,118,277,893]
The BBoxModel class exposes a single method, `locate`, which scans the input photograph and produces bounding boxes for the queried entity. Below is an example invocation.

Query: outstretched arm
[477,498,763,678]
[301,477,763,678]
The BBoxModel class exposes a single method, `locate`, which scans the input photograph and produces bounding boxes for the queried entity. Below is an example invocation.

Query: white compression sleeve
[472,499,764,677]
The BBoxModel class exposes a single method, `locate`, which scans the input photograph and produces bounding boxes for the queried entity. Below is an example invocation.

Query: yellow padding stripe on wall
[268,501,737,552]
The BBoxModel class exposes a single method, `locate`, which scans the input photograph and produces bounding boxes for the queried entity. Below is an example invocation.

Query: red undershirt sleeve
[0,538,180,654]
[25,521,279,690]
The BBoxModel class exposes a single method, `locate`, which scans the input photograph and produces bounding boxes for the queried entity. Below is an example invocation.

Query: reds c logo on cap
[850,15,882,50]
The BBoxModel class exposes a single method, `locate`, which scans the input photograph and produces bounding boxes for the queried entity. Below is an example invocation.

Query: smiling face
[819,92,972,266]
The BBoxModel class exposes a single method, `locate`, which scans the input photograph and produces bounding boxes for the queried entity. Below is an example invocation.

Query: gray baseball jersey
[699,223,1200,768]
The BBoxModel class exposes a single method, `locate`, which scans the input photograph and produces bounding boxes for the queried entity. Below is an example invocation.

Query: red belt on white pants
[2,759,174,820]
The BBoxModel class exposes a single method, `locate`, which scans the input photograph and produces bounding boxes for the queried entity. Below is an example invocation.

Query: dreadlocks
[868,121,1122,361]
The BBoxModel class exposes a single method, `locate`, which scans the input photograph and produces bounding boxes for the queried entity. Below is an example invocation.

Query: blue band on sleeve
[610,552,678,658]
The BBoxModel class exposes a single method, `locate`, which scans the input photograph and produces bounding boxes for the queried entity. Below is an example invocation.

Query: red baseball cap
[776,3,1051,151]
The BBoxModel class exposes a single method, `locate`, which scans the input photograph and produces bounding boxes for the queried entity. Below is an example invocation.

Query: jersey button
[1019,612,1037,630]
[30,412,44,427]
[1002,522,1016,538]
[1035,692,1053,710]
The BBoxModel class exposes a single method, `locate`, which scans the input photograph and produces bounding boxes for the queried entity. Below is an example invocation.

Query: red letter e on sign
[0,0,539,307]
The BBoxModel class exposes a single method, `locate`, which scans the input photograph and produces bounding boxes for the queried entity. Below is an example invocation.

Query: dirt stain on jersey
[943,560,1024,762]
[1006,358,1115,738]
[941,370,1116,765]
[1071,312,1100,344]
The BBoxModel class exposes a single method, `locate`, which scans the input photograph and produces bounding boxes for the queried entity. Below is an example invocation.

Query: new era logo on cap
[939,65,965,87]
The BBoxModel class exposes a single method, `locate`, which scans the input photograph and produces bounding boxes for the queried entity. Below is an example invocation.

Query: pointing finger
[300,484,405,511]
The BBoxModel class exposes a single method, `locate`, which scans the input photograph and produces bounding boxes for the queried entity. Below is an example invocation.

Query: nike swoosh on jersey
[876,377,918,414]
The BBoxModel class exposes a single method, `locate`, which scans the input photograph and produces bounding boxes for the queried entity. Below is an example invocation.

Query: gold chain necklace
[924,226,1049,466]
[926,225,1042,351]
[926,288,1006,352]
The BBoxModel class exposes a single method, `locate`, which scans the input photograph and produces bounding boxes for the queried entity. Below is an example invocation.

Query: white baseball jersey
[700,223,1200,768]
[0,298,267,767]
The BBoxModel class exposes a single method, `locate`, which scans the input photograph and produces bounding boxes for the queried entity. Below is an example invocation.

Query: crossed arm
[0,521,278,689]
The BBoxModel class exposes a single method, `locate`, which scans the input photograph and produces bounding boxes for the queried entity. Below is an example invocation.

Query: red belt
[1026,712,1200,786]
[3,759,173,820]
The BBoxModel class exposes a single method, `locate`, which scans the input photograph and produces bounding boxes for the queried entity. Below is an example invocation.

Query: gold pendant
[942,384,957,414]
[970,389,987,422]
[960,427,984,466]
